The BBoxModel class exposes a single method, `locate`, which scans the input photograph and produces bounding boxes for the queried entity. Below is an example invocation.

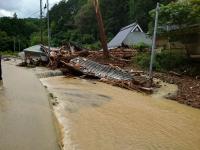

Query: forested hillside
[49,0,173,48]
[0,0,198,51]
[0,16,40,52]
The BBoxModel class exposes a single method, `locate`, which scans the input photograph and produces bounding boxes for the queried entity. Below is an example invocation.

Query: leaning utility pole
[149,3,159,85]
[40,0,43,44]
[93,0,109,58]
[47,0,51,53]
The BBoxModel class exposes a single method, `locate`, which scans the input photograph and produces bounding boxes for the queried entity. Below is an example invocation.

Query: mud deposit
[41,76,200,150]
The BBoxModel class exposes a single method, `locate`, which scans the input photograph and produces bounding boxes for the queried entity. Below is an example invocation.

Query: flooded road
[0,62,59,150]
[41,77,200,150]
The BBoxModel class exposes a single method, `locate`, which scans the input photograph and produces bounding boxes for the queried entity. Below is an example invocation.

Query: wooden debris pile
[42,42,89,69]
[87,48,137,67]
[41,44,152,93]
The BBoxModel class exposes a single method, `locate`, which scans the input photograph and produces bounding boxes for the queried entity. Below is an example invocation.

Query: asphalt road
[0,62,59,150]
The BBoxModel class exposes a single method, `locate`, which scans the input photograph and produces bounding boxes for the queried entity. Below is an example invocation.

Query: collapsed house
[108,23,152,49]
[18,42,152,92]
[61,57,152,92]
[19,45,49,62]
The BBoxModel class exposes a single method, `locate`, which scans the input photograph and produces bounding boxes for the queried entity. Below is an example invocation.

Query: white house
[108,23,152,49]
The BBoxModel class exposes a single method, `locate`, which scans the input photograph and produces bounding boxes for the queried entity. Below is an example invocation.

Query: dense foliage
[1,0,198,51]
[49,0,174,48]
[149,0,200,31]
[133,50,200,75]
[0,16,40,52]
[148,0,200,55]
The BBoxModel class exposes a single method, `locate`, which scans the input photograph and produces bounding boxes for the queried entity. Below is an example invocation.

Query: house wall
[156,36,185,50]
[157,34,200,58]
[157,24,200,59]
[156,36,169,49]
[186,34,200,58]
[123,32,152,47]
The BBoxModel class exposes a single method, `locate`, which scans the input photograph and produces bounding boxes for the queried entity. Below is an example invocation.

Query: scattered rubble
[87,48,136,67]
[18,43,200,108]
[155,73,200,109]
[41,44,152,93]
[42,43,89,69]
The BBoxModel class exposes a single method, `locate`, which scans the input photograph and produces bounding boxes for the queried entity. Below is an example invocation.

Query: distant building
[19,45,48,62]
[108,23,152,49]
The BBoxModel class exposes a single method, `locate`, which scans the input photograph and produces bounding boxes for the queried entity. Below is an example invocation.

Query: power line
[25,10,40,18]
[22,1,58,18]
[40,0,43,44]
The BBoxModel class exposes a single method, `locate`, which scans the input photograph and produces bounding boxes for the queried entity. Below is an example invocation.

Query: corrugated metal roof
[108,23,137,49]
[70,57,134,81]
[120,23,137,31]
[24,45,44,54]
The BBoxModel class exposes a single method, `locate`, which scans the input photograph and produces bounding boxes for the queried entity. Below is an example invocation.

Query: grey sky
[0,0,61,18]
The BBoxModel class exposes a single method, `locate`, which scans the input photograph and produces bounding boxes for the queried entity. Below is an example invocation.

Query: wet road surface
[42,77,200,150]
[0,62,59,150]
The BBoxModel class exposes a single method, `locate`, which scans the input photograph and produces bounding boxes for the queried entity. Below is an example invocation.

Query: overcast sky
[0,0,62,18]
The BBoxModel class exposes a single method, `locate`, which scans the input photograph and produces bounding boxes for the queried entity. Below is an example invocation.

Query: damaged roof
[108,23,152,49]
[23,45,45,55]
[70,57,134,81]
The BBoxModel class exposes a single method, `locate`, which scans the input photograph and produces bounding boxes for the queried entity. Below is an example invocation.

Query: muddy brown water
[0,62,59,150]
[41,77,200,150]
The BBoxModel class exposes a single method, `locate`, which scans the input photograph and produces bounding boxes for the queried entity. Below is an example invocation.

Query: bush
[1,50,18,56]
[81,34,95,44]
[85,41,101,50]
[133,42,150,51]
[156,51,187,71]
[133,50,191,73]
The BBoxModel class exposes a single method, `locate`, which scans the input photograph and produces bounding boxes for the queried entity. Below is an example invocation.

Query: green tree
[0,17,40,51]
[150,0,200,28]
[13,12,18,19]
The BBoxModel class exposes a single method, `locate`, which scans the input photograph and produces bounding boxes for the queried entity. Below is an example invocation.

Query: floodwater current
[41,76,200,150]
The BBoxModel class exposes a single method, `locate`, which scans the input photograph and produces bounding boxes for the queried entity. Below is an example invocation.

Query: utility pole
[0,54,2,80]
[149,3,159,85]
[93,0,109,58]
[18,39,21,52]
[13,37,16,53]
[40,0,43,44]
[47,0,51,53]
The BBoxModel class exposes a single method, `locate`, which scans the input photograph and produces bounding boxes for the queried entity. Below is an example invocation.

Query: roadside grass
[0,51,19,57]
